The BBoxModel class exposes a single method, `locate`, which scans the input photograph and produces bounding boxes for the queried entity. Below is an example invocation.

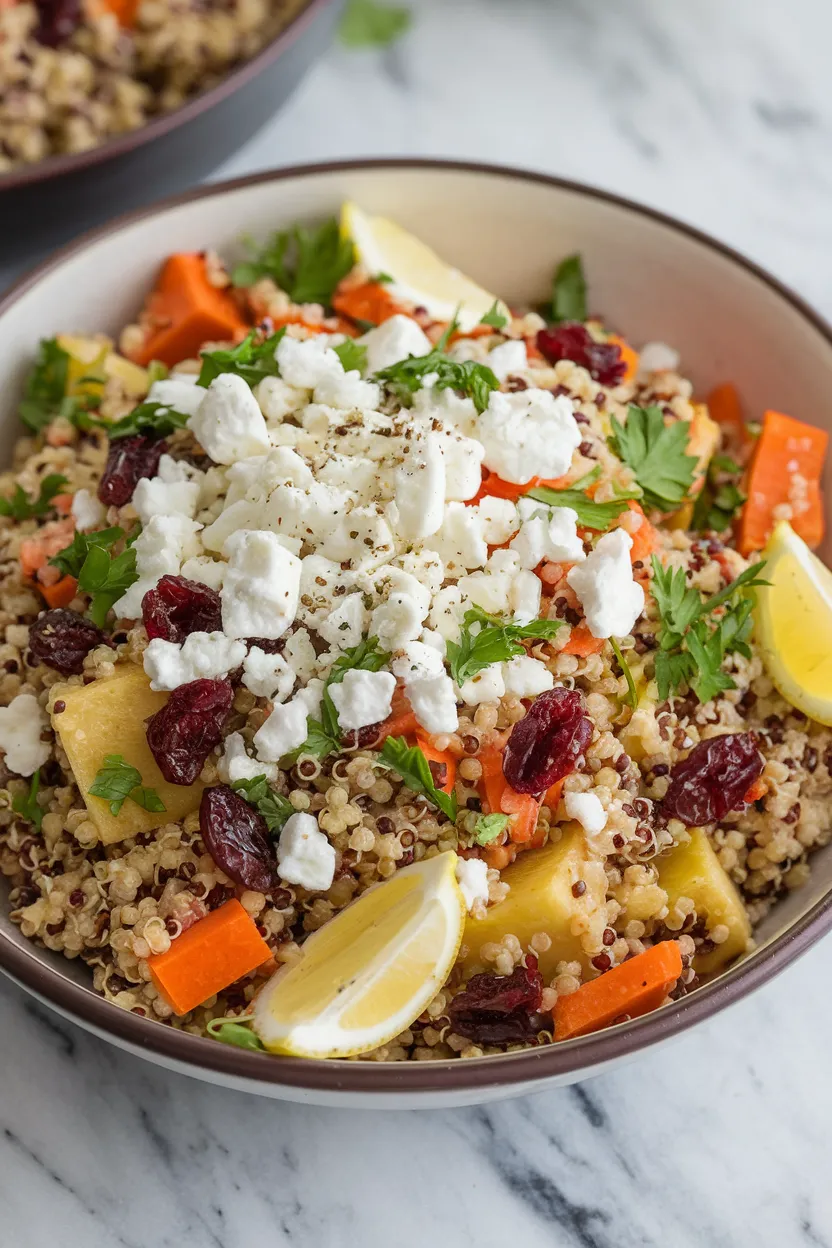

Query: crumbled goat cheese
[221,530,301,640]
[477,495,519,545]
[455,857,490,911]
[317,594,367,650]
[276,812,336,892]
[281,628,318,684]
[428,585,465,642]
[254,376,307,421]
[361,314,432,373]
[502,655,554,696]
[564,791,607,836]
[218,732,278,784]
[147,373,204,418]
[131,472,200,525]
[70,488,105,532]
[276,335,342,390]
[457,664,506,706]
[113,514,202,618]
[143,631,246,691]
[427,503,488,578]
[477,389,581,484]
[242,647,296,701]
[0,693,50,776]
[253,680,323,762]
[179,556,225,590]
[436,429,485,501]
[313,370,381,412]
[566,529,645,639]
[328,669,396,731]
[509,567,542,624]
[391,642,458,734]
[393,434,446,540]
[510,506,585,569]
[188,373,270,465]
[487,339,528,381]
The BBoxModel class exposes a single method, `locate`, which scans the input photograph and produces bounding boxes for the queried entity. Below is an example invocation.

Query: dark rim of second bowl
[0,0,336,192]
[1,158,832,1096]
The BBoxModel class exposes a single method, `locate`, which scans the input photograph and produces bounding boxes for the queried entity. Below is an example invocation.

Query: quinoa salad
[0,0,310,171]
[0,205,829,1061]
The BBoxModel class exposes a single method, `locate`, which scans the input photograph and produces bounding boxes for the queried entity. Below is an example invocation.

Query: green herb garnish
[473,812,509,846]
[197,328,287,389]
[206,1017,265,1051]
[609,637,638,710]
[379,737,457,821]
[374,347,499,414]
[49,526,125,578]
[479,300,508,330]
[106,401,190,441]
[333,339,369,374]
[650,557,769,703]
[339,0,411,48]
[12,770,43,833]
[608,404,698,513]
[89,755,165,816]
[231,774,294,836]
[446,605,562,686]
[0,473,68,521]
[551,254,587,324]
[51,526,139,628]
[288,636,392,762]
[691,455,746,533]
[526,480,641,531]
[231,219,355,307]
[17,339,71,433]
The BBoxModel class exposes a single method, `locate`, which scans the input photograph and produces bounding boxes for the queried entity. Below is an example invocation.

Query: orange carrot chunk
[561,624,605,657]
[147,898,271,1016]
[553,941,683,1041]
[415,733,457,795]
[608,334,640,383]
[738,409,828,554]
[130,254,249,368]
[478,744,541,843]
[40,575,78,609]
[624,501,660,566]
[332,279,404,327]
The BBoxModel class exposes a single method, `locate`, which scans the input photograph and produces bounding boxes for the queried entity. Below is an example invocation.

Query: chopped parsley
[89,755,165,816]
[231,774,294,835]
[479,300,508,330]
[651,557,769,704]
[197,328,287,389]
[49,525,124,578]
[608,404,698,513]
[50,526,138,629]
[106,401,190,441]
[17,339,71,433]
[0,473,68,521]
[12,770,43,833]
[473,812,509,846]
[551,254,587,324]
[691,454,746,533]
[339,0,412,48]
[609,637,638,710]
[447,605,562,686]
[289,636,392,761]
[379,737,457,821]
[333,339,368,374]
[374,341,499,414]
[231,218,355,307]
[527,464,641,531]
[205,1017,265,1051]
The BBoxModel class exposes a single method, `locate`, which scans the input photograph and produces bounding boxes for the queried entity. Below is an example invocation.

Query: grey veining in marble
[3,1,832,1243]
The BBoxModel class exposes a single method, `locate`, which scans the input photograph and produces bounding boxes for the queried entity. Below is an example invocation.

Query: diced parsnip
[458,827,606,980]
[655,827,751,976]
[57,333,150,400]
[52,665,203,844]
[104,352,150,398]
[687,403,721,480]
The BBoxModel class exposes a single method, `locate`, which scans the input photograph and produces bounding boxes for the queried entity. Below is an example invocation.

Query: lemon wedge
[755,521,832,725]
[341,202,508,331]
[253,851,466,1058]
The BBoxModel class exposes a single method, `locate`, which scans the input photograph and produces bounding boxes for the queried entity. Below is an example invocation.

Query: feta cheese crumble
[70,488,105,533]
[188,373,270,465]
[143,632,247,690]
[0,693,50,776]
[221,530,301,641]
[328,669,396,731]
[564,791,607,836]
[455,857,490,911]
[477,389,582,485]
[566,529,645,639]
[276,812,336,892]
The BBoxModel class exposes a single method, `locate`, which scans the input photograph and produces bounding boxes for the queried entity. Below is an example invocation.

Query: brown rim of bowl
[2,158,832,1095]
[0,0,336,192]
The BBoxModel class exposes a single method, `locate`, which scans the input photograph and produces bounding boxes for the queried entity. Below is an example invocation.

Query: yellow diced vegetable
[459,828,606,980]
[57,333,150,401]
[52,665,202,844]
[655,827,751,976]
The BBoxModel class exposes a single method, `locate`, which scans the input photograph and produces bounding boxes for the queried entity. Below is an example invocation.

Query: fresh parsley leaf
[106,401,190,441]
[0,473,68,521]
[447,606,562,686]
[18,339,71,433]
[691,455,746,533]
[89,755,165,817]
[374,348,499,414]
[609,405,698,513]
[49,526,125,578]
[205,1017,265,1051]
[283,719,341,765]
[379,737,457,821]
[231,774,294,835]
[610,637,638,710]
[12,770,43,833]
[551,254,587,324]
[333,339,368,374]
[197,329,287,389]
[339,0,411,48]
[527,482,641,531]
[231,219,355,307]
[473,812,509,846]
[479,300,508,330]
[77,543,138,629]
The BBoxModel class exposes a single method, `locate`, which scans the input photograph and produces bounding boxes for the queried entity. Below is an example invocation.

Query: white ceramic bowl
[2,160,831,1108]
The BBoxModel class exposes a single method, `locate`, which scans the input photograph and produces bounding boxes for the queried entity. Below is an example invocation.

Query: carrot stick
[414,733,457,795]
[130,254,249,368]
[707,382,752,450]
[332,278,405,327]
[608,334,639,383]
[738,409,828,554]
[478,744,541,843]
[147,898,271,1017]
[561,624,605,657]
[553,940,683,1040]
[40,575,78,609]
[623,501,660,565]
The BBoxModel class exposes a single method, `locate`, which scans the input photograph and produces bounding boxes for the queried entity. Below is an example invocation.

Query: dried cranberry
[448,959,545,1045]
[503,688,593,795]
[661,733,764,826]
[28,609,106,675]
[341,722,384,749]
[146,678,233,785]
[200,785,278,893]
[33,0,81,45]
[98,436,166,507]
[142,576,222,643]
[536,323,626,387]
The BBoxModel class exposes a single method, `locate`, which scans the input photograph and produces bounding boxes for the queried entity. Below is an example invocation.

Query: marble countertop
[3,0,832,1243]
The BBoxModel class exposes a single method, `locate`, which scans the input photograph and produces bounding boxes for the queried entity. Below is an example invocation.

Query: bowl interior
[2,161,831,1092]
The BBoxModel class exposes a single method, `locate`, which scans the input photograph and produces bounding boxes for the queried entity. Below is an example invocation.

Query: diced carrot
[553,940,683,1041]
[543,778,565,809]
[469,468,575,506]
[414,734,457,795]
[622,501,660,566]
[478,744,540,843]
[737,409,828,554]
[332,279,405,327]
[744,776,767,803]
[708,382,752,449]
[40,575,78,609]
[269,311,359,337]
[147,898,271,1017]
[52,493,73,515]
[608,334,639,383]
[562,624,605,657]
[130,254,249,368]
[95,0,139,25]
[19,516,75,578]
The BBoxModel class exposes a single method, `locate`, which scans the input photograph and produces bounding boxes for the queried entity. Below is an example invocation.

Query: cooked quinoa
[1,215,830,1062]
[0,0,310,171]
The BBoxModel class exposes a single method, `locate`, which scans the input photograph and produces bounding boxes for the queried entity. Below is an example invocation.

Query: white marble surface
[4,0,832,1242]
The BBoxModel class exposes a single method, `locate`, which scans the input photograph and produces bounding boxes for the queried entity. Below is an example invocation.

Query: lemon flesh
[755,521,832,725]
[341,202,509,332]
[253,851,465,1058]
